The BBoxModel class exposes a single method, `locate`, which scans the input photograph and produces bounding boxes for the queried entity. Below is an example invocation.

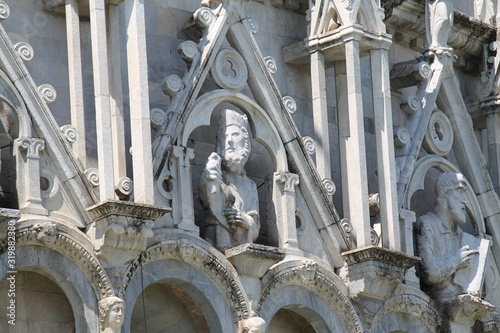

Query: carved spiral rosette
[490,42,498,52]
[370,228,380,246]
[394,127,410,147]
[0,1,10,21]
[14,42,34,62]
[264,56,277,74]
[322,178,336,196]
[178,40,199,62]
[194,7,214,28]
[59,124,78,144]
[400,95,421,115]
[115,177,133,200]
[161,75,183,97]
[38,84,57,103]
[302,136,316,155]
[150,108,167,130]
[341,218,354,242]
[282,96,297,114]
[85,168,99,187]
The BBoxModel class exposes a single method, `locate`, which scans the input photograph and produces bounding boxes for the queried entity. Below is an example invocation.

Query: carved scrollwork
[17,137,45,157]
[322,178,336,196]
[423,110,453,156]
[302,136,316,155]
[150,108,167,130]
[14,42,34,62]
[38,84,57,104]
[0,1,10,21]
[85,168,100,187]
[264,56,277,74]
[115,177,133,200]
[60,124,78,144]
[282,96,297,114]
[341,218,354,243]
[210,48,248,91]
[371,228,380,246]
[161,74,183,97]
[394,127,410,147]
[194,7,214,28]
[400,95,421,116]
[177,40,199,62]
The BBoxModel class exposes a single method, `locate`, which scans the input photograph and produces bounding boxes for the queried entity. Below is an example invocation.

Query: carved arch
[405,155,486,235]
[179,89,287,172]
[257,259,363,332]
[0,69,31,138]
[121,232,250,323]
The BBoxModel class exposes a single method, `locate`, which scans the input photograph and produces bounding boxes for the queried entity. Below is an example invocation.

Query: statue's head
[99,296,125,330]
[216,109,251,173]
[242,316,266,333]
[33,223,58,246]
[435,172,468,223]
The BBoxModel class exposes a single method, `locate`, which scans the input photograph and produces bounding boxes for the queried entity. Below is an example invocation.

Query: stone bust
[199,109,260,251]
[416,172,478,299]
[99,296,125,333]
[241,316,266,333]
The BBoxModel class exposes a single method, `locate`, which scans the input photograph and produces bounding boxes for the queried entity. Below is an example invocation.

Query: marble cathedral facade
[0,0,500,332]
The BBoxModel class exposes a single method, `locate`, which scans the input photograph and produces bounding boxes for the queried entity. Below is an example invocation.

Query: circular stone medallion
[423,109,454,156]
[210,48,248,91]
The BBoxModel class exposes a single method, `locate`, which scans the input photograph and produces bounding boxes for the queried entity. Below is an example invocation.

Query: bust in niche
[416,172,481,299]
[199,109,260,251]
[99,296,125,333]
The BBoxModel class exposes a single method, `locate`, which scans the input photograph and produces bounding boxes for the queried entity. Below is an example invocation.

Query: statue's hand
[205,152,222,180]
[223,208,249,233]
[458,245,478,270]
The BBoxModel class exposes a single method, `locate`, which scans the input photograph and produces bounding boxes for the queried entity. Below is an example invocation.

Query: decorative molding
[322,178,336,196]
[210,48,248,91]
[115,177,133,200]
[282,96,297,114]
[394,127,410,147]
[0,1,9,21]
[225,243,285,278]
[264,56,277,74]
[177,40,199,62]
[341,218,354,244]
[257,260,363,333]
[14,42,33,62]
[342,246,421,268]
[121,235,250,320]
[193,7,215,28]
[161,74,183,97]
[38,83,57,104]
[400,94,422,116]
[275,172,300,192]
[302,136,316,155]
[85,168,100,187]
[16,137,45,158]
[59,124,78,144]
[391,61,430,91]
[87,200,169,222]
[150,108,167,130]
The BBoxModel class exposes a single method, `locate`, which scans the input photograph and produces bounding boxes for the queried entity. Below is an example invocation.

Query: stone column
[370,48,401,251]
[14,137,47,215]
[343,38,371,248]
[89,0,115,201]
[486,112,500,195]
[65,0,87,167]
[399,209,419,287]
[124,0,154,204]
[171,146,198,233]
[310,51,332,180]
[274,172,300,250]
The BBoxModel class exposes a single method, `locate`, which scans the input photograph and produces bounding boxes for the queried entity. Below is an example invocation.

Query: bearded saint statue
[199,109,260,251]
[416,172,478,299]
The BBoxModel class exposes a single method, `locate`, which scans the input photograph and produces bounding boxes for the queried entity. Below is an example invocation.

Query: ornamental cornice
[1,221,113,299]
[257,260,363,333]
[121,233,250,320]
[342,245,421,269]
[87,199,170,221]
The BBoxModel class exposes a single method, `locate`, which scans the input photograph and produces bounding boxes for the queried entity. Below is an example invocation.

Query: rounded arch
[0,69,31,138]
[257,259,363,332]
[121,232,250,331]
[179,89,287,172]
[371,292,442,333]
[405,155,486,235]
[0,246,100,331]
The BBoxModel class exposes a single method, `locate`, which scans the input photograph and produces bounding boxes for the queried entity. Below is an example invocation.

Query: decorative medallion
[210,48,248,91]
[423,109,453,156]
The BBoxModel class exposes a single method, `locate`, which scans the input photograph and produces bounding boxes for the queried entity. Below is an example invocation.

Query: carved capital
[225,243,285,278]
[275,172,299,192]
[15,137,45,158]
[172,145,195,166]
[447,294,495,328]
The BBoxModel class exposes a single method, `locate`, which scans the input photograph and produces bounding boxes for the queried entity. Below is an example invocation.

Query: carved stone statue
[241,316,266,333]
[199,109,260,251]
[426,0,454,51]
[416,172,478,299]
[98,296,125,333]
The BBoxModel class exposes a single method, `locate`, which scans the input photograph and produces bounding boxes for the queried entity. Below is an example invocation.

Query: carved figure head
[242,316,266,333]
[216,109,251,173]
[33,223,58,246]
[435,172,468,224]
[99,296,126,331]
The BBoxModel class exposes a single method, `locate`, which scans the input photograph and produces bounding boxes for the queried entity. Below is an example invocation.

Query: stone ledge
[87,199,170,222]
[342,245,421,268]
[226,243,286,278]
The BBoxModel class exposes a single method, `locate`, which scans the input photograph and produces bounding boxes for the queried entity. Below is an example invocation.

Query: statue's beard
[223,147,250,173]
[450,201,467,224]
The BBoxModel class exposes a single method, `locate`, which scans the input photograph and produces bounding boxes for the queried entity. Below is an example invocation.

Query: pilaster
[273,172,300,251]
